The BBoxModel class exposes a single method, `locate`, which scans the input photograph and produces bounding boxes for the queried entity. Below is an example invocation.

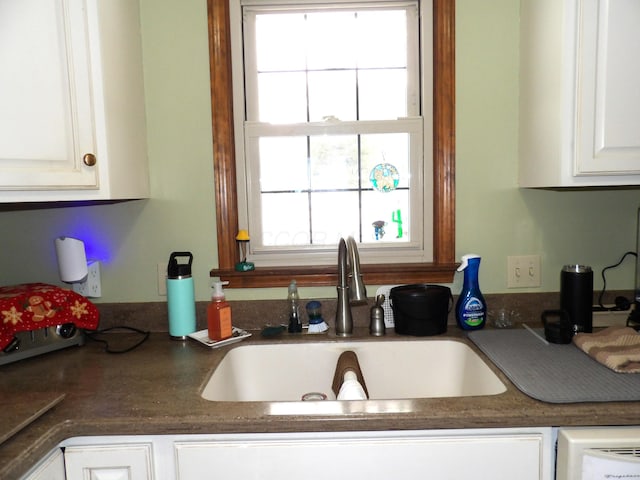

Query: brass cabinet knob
[83,153,97,167]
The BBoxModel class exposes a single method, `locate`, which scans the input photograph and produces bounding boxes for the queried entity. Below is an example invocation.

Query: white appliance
[557,427,640,480]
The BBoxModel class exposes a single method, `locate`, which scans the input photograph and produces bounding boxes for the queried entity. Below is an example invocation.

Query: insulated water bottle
[560,264,593,334]
[166,252,196,339]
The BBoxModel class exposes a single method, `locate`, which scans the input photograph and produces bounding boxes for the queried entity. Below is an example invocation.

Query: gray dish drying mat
[468,328,640,403]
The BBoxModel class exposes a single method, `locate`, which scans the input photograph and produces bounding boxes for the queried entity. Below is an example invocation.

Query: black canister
[390,284,452,336]
[560,264,593,334]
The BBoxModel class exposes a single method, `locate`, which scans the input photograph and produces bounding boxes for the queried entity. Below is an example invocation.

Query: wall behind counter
[0,0,638,302]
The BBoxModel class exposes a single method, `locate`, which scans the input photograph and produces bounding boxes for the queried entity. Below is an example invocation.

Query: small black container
[541,309,574,344]
[390,284,452,336]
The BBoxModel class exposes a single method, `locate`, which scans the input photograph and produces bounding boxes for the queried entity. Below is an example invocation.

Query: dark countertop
[2,327,639,479]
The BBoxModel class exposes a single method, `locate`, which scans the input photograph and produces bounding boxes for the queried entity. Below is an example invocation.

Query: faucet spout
[346,236,367,305]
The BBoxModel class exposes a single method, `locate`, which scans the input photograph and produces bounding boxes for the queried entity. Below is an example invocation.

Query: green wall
[0,0,638,302]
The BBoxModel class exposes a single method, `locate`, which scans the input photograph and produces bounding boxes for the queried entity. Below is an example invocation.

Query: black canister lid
[390,284,450,299]
[167,252,193,278]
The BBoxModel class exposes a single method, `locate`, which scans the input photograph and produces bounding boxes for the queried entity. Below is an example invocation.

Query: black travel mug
[560,264,593,334]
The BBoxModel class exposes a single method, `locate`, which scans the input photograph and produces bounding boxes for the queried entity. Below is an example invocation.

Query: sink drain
[301,392,327,401]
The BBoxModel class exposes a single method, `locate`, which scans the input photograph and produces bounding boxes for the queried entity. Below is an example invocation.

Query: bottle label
[219,305,232,332]
[462,297,485,327]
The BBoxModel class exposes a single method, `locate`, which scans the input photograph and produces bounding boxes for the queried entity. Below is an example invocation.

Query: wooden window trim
[207,0,456,288]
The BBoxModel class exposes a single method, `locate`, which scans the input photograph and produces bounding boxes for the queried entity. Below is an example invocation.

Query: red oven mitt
[0,283,100,351]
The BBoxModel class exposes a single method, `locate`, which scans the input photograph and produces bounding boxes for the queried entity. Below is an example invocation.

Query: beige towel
[573,326,640,373]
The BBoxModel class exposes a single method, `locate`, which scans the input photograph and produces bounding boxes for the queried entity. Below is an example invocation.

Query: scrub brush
[306,300,329,334]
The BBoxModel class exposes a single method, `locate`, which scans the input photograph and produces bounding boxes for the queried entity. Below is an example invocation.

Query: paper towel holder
[54,236,102,297]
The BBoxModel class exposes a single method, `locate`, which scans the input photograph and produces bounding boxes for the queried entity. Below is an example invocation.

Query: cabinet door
[175,431,548,480]
[575,0,640,175]
[64,443,154,480]
[0,0,98,190]
[23,448,66,480]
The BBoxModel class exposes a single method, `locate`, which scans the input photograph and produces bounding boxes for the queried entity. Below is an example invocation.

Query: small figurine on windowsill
[235,230,255,272]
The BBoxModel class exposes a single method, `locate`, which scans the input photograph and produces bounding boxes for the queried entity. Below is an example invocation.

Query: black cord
[597,251,637,308]
[86,326,150,354]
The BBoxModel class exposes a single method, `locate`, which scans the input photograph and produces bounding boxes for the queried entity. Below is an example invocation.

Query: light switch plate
[507,255,541,288]
[157,262,167,296]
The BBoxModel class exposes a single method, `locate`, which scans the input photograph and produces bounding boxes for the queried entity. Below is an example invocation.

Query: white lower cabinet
[22,448,66,480]
[174,429,554,480]
[63,442,155,480]
[22,428,554,480]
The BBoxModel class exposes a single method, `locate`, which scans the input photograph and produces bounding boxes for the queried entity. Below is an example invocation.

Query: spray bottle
[455,254,487,330]
[207,280,232,341]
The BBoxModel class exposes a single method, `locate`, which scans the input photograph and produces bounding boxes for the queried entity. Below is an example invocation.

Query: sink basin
[201,339,506,402]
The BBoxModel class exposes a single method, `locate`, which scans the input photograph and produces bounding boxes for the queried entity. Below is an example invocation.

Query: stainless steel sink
[201,339,506,402]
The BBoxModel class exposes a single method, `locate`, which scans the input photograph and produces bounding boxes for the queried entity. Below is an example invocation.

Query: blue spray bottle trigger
[457,253,480,272]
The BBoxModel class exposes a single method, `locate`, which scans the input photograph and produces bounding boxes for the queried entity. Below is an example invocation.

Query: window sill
[210,263,458,288]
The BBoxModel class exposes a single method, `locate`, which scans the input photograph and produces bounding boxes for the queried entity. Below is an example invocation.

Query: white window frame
[229,0,433,267]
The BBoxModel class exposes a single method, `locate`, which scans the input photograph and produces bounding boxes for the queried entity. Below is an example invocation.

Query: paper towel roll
[55,237,88,283]
[337,370,368,400]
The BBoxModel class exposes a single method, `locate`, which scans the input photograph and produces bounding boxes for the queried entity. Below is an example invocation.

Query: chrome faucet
[335,236,367,336]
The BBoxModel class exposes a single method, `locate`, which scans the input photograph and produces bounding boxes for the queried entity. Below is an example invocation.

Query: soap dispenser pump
[455,254,487,330]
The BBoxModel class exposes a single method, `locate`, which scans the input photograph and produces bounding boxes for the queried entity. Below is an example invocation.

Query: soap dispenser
[207,281,233,341]
[287,280,302,333]
[455,254,487,330]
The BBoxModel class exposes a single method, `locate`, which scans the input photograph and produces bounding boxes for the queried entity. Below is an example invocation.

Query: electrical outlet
[72,261,102,297]
[158,262,167,296]
[507,255,541,288]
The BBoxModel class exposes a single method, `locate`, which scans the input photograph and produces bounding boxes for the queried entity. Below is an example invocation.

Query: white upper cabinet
[519,0,640,187]
[0,0,149,202]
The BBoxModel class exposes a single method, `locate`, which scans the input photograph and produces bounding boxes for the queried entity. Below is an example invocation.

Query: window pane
[308,70,357,122]
[261,192,310,246]
[259,137,308,191]
[361,189,409,243]
[309,134,359,189]
[310,191,360,245]
[258,72,307,122]
[356,10,408,68]
[306,11,357,70]
[361,133,410,189]
[358,69,407,120]
[255,14,307,71]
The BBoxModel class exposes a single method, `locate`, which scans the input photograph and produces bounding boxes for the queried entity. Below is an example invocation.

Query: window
[240,2,429,267]
[207,0,455,287]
